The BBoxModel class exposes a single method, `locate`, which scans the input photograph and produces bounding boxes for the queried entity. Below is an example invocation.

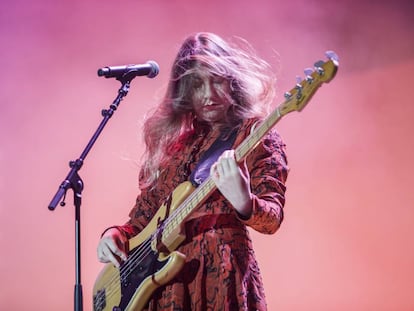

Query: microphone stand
[48,72,138,311]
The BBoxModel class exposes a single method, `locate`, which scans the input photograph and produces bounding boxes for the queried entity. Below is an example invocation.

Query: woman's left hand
[210,149,253,218]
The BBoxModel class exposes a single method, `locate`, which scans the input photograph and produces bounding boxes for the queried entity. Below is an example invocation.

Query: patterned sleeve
[114,171,160,240]
[239,129,289,234]
[102,198,151,240]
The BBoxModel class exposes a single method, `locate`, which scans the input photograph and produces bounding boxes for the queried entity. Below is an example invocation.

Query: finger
[97,250,110,263]
[216,160,225,177]
[100,243,121,267]
[98,238,126,267]
[210,163,220,180]
[106,251,122,268]
[238,158,250,179]
[97,242,110,263]
[226,154,239,173]
[107,239,127,259]
[219,156,232,173]
[105,239,128,263]
[220,150,239,175]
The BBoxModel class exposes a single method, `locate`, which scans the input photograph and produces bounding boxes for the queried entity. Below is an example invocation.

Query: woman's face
[190,68,233,128]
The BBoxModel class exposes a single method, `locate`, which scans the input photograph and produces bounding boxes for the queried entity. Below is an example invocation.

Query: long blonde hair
[140,32,276,187]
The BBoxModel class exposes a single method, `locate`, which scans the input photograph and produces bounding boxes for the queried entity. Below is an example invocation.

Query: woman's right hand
[97,227,128,267]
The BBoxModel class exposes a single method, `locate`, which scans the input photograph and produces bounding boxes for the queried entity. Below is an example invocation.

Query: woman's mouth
[202,104,220,111]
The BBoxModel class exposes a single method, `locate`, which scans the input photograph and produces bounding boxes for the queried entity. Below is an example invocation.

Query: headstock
[279,51,339,116]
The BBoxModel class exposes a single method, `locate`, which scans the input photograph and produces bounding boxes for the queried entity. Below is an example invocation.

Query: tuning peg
[314,60,325,75]
[295,76,303,90]
[304,68,314,82]
[325,50,339,63]
[304,68,314,76]
[314,60,325,68]
[295,76,303,99]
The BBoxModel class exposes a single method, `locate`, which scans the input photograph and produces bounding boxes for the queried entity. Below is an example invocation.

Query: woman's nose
[204,80,215,98]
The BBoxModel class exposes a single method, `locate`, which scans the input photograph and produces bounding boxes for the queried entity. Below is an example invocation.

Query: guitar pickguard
[94,247,176,311]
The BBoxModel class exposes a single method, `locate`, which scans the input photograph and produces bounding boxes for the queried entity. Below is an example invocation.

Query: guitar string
[94,181,203,310]
[94,236,154,309]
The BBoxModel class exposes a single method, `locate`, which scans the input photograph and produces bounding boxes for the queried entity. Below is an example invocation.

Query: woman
[97,32,289,310]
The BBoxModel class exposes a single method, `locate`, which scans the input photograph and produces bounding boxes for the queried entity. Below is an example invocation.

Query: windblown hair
[140,32,277,187]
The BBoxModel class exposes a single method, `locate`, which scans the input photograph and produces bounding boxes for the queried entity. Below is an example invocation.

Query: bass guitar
[93,51,339,311]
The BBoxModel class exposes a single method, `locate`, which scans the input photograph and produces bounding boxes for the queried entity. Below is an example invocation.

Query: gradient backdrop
[1,0,414,310]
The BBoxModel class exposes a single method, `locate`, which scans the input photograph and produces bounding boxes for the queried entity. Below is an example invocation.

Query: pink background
[1,0,413,310]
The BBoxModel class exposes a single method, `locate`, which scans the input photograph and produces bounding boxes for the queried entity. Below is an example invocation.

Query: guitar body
[93,181,195,311]
[93,251,185,311]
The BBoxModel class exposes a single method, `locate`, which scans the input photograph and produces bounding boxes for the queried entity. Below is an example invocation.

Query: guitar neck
[235,107,282,162]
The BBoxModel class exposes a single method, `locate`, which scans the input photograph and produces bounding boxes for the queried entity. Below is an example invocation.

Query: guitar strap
[189,128,238,187]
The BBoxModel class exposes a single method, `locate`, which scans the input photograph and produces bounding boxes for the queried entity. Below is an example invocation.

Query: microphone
[97,60,159,79]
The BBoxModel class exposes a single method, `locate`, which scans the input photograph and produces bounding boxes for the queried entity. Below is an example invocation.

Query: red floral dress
[120,118,288,310]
